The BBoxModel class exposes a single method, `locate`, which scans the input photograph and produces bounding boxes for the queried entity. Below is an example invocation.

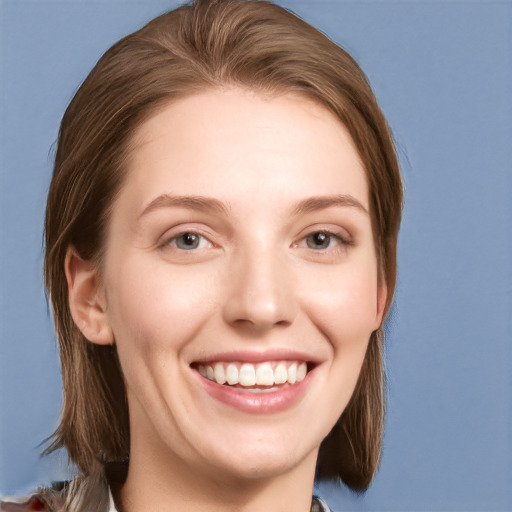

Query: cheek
[104,257,221,360]
[301,262,379,349]
[301,264,379,421]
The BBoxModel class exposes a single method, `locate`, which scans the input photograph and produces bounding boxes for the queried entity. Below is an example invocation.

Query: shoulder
[312,495,332,512]
[0,494,51,512]
[0,481,68,512]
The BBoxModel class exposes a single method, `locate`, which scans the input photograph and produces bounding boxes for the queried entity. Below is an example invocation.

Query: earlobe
[374,279,388,330]
[65,247,114,345]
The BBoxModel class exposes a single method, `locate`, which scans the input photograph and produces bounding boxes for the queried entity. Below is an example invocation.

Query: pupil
[308,232,330,249]
[177,232,199,249]
[183,233,196,245]
[314,233,327,245]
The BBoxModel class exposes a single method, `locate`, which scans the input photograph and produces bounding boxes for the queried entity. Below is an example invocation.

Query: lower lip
[193,368,315,414]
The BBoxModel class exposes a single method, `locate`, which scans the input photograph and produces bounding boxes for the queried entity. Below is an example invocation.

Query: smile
[196,361,308,390]
[191,351,317,414]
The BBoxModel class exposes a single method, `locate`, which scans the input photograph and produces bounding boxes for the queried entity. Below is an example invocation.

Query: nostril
[221,262,299,329]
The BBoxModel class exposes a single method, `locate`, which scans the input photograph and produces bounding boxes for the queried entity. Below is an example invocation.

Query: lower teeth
[240,386,280,393]
[224,383,283,393]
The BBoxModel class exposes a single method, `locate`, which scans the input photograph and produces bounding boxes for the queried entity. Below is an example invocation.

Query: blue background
[1,1,511,510]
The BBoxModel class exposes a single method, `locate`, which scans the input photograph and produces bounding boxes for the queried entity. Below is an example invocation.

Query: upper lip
[190,348,322,365]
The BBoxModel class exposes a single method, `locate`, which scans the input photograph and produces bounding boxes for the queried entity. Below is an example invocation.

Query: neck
[118,430,318,512]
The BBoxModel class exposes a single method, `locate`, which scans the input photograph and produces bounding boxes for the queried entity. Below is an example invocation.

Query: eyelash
[159,230,213,251]
[299,229,353,251]
[158,228,353,255]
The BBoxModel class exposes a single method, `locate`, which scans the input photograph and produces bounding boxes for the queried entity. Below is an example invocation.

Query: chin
[205,447,316,483]
[189,423,322,482]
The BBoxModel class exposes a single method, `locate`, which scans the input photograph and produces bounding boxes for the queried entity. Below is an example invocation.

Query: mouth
[190,353,318,414]
[192,360,311,393]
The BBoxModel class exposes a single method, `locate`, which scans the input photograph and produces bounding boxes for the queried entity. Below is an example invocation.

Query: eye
[169,232,211,250]
[304,231,344,250]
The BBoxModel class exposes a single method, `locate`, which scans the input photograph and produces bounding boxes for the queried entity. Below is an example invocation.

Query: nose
[222,246,298,332]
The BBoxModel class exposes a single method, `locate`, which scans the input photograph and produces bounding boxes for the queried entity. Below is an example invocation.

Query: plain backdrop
[1,1,511,511]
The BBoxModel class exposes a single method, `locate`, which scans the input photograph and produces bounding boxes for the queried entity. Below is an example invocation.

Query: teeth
[296,361,307,382]
[239,364,256,386]
[198,361,309,387]
[226,364,239,385]
[274,363,288,384]
[255,362,274,386]
[214,363,226,385]
[287,363,297,384]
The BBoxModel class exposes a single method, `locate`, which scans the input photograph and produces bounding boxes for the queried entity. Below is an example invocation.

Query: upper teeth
[197,361,308,387]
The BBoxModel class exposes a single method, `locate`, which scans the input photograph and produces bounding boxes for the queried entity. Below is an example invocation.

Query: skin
[66,87,386,512]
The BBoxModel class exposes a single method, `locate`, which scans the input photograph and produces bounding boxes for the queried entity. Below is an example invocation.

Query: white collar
[108,487,117,512]
[315,496,331,511]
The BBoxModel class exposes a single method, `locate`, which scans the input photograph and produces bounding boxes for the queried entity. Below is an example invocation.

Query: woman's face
[98,88,385,482]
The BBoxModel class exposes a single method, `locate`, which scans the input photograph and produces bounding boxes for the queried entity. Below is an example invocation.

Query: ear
[374,278,388,330]
[65,247,114,345]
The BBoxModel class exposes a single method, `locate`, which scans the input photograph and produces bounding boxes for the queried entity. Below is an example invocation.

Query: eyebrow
[138,193,368,220]
[139,194,230,219]
[293,194,368,215]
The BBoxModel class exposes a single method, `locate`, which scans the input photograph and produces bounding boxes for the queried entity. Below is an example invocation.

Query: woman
[2,0,402,510]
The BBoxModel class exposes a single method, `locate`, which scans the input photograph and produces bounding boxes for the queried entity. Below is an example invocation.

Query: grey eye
[306,232,332,249]
[175,232,201,250]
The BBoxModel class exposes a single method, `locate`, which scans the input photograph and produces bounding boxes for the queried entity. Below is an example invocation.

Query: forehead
[121,88,368,213]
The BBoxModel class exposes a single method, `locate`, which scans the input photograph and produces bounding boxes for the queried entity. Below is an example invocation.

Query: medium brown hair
[44,0,402,507]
